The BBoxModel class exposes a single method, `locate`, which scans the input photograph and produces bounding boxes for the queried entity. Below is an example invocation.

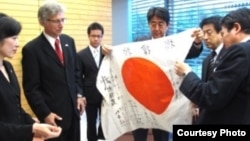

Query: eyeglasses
[47,18,65,24]
[89,35,103,39]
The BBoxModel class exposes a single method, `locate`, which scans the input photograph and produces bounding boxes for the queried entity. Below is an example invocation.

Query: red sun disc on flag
[122,57,174,114]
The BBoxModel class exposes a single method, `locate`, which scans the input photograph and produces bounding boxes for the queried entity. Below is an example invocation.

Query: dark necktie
[207,50,216,79]
[55,39,64,64]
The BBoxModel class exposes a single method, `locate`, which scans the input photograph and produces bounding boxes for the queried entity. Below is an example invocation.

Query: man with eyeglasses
[21,1,85,141]
[174,7,250,125]
[189,15,225,124]
[101,6,204,141]
[132,6,204,141]
[77,22,105,141]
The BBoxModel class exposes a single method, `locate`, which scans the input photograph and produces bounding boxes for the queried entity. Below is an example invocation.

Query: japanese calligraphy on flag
[97,29,196,140]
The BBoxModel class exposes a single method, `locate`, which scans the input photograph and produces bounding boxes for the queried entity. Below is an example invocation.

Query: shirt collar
[43,32,59,49]
[214,43,223,55]
[240,36,250,42]
[151,35,165,40]
[89,45,101,53]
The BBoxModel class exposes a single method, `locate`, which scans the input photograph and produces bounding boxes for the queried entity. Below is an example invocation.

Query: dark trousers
[86,103,104,141]
[132,128,169,141]
[46,115,80,141]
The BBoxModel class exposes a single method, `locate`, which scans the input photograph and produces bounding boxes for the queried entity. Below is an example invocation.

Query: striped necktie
[207,50,216,79]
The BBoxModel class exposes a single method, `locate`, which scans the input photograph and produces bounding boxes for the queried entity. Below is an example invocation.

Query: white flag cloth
[97,29,196,140]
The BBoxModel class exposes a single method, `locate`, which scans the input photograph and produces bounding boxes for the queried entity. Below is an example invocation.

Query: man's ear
[233,22,242,33]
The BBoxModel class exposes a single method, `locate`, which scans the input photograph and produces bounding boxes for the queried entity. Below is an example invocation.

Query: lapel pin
[65,44,69,47]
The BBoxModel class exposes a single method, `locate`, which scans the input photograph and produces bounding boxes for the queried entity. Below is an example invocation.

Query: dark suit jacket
[135,36,202,59]
[0,61,34,141]
[77,46,104,104]
[180,41,250,124]
[22,33,82,129]
[0,122,33,141]
[202,47,226,82]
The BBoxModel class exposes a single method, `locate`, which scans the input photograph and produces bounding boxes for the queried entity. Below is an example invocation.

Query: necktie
[207,50,216,79]
[93,49,99,67]
[55,39,64,64]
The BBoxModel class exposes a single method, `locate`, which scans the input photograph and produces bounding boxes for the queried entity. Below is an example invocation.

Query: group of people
[103,5,250,141]
[1,0,250,141]
[0,1,105,141]
[175,7,250,125]
[0,9,62,141]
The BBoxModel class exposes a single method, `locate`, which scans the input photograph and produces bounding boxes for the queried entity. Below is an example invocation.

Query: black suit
[202,52,214,82]
[133,36,203,141]
[22,33,82,141]
[202,47,225,82]
[180,41,250,124]
[0,61,34,141]
[190,46,225,124]
[0,122,33,141]
[77,46,105,141]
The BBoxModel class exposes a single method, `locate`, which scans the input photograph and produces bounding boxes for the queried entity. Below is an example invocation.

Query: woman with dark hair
[0,13,61,141]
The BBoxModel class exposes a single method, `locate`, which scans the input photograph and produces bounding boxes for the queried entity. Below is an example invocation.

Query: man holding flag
[100,7,202,141]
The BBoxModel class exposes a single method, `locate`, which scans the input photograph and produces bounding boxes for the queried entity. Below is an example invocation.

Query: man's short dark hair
[87,22,104,35]
[221,7,250,34]
[147,7,170,24]
[200,15,222,33]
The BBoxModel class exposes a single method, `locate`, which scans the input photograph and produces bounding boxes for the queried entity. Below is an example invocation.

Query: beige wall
[0,0,112,116]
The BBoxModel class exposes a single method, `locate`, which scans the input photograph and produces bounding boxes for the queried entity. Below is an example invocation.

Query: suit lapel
[60,35,69,66]
[213,47,227,70]
[203,47,226,81]
[202,56,210,81]
[98,46,105,67]
[217,47,226,60]
[0,68,8,87]
[0,61,20,96]
[40,34,64,66]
